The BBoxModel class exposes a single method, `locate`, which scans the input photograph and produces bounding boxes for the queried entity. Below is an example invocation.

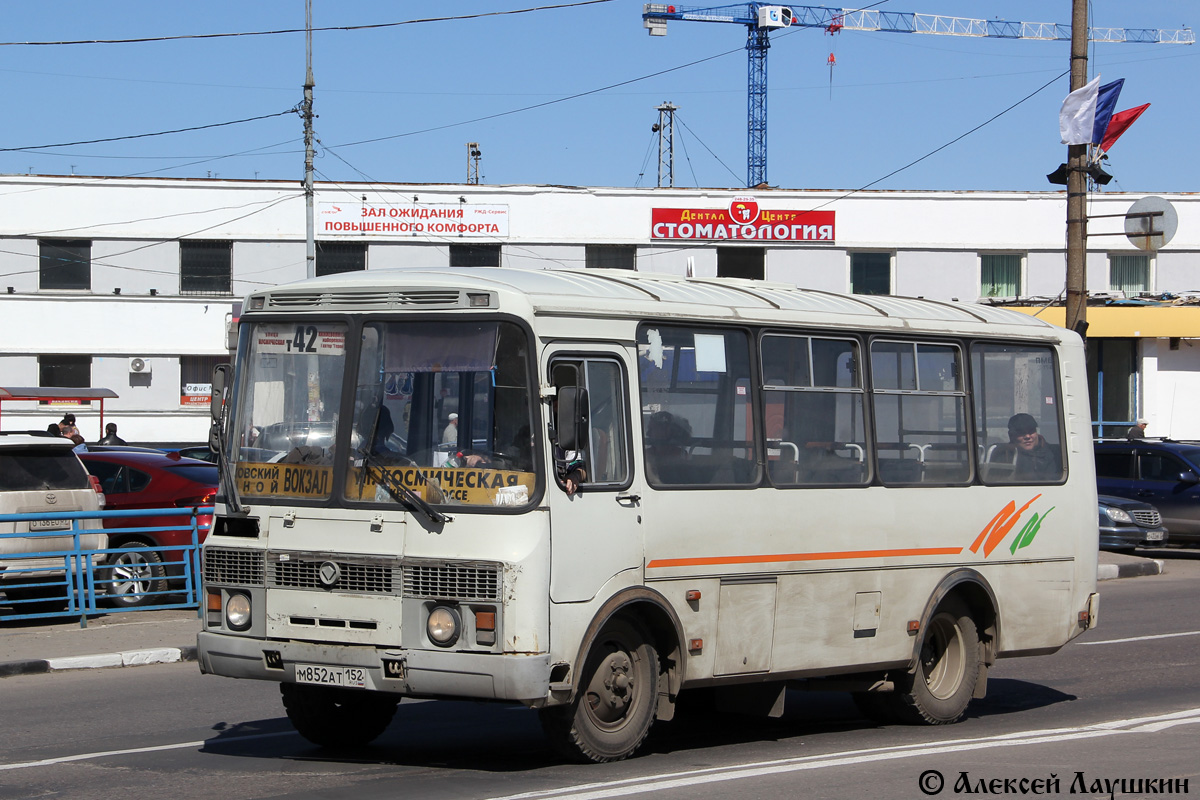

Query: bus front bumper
[197,631,552,704]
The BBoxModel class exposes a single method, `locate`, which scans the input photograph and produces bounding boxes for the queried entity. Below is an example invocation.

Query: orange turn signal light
[685,590,701,602]
[475,610,496,631]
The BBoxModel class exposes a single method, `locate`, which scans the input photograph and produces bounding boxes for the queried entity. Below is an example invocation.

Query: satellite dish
[1125,196,1177,251]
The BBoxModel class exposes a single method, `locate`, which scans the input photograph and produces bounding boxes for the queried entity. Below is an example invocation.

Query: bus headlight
[226,592,252,631]
[427,606,460,647]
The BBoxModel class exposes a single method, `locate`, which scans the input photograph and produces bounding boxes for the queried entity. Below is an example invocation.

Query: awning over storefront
[1007,305,1200,338]
[0,386,119,438]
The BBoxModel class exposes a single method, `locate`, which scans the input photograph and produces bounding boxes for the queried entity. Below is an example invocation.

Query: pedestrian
[1126,418,1148,440]
[98,422,127,445]
[58,413,80,439]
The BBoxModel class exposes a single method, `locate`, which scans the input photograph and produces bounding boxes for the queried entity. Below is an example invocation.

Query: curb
[0,645,196,679]
[1098,559,1165,581]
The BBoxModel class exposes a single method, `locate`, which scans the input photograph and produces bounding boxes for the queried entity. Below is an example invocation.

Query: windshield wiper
[360,449,451,526]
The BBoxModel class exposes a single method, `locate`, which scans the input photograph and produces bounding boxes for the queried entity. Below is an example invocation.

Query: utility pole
[653,102,677,188]
[1064,0,1088,338]
[303,0,316,279]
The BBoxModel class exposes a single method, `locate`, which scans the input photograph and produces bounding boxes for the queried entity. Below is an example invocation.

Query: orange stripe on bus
[646,547,964,569]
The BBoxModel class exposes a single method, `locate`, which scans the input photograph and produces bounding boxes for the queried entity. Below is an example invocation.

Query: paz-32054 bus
[198,268,1098,762]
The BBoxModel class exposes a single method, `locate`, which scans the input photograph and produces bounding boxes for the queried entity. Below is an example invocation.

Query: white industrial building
[1,174,1196,445]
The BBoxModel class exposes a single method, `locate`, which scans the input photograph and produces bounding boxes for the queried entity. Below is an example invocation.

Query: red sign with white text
[652,198,834,243]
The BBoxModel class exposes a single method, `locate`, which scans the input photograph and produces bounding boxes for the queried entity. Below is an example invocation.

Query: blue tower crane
[642,3,1194,188]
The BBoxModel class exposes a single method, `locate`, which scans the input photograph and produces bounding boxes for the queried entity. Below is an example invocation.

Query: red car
[79,448,217,608]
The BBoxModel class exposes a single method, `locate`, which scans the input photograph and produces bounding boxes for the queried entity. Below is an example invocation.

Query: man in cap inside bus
[1007,413,1061,480]
[442,412,459,445]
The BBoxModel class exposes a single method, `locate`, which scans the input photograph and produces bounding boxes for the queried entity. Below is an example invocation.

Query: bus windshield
[229,319,538,510]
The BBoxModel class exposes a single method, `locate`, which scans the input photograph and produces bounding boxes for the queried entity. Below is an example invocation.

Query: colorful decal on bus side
[969,494,1056,558]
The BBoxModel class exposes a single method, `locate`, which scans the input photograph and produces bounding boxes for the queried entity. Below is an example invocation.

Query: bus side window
[971,343,1066,485]
[550,356,630,489]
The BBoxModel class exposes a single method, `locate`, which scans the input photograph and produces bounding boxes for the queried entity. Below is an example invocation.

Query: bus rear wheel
[540,617,658,763]
[892,597,980,725]
[280,683,399,749]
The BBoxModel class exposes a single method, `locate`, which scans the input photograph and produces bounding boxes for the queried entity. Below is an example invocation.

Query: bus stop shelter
[0,387,119,439]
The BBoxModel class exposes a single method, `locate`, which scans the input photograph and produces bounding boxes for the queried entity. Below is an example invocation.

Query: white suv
[1,432,107,613]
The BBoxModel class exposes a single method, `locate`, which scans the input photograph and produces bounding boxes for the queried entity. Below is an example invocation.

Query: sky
[0,1,1194,193]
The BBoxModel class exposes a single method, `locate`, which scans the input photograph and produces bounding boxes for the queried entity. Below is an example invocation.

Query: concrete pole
[304,0,316,279]
[1064,0,1089,337]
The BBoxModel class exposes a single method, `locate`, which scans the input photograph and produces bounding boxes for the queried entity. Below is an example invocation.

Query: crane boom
[643,2,1194,187]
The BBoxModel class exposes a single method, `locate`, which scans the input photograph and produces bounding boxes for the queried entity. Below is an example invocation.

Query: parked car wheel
[104,543,168,608]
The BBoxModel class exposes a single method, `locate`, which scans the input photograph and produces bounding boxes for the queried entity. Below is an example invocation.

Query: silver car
[1,432,107,613]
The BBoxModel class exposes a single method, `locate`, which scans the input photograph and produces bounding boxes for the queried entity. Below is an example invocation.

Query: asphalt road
[2,551,1198,800]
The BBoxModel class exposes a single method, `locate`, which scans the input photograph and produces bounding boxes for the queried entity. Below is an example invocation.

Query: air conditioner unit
[129,357,152,374]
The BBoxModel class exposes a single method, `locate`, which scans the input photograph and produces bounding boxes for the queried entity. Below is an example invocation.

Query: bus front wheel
[892,597,980,725]
[280,683,399,749]
[540,617,658,763]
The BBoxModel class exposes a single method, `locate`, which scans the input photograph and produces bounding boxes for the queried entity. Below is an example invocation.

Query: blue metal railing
[0,507,211,627]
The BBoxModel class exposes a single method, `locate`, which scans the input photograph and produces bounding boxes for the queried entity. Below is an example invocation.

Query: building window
[585,245,636,270]
[980,253,1022,298]
[39,239,91,290]
[316,242,366,276]
[180,241,232,295]
[717,247,764,279]
[449,244,501,267]
[1110,254,1150,295]
[180,355,226,407]
[850,252,890,295]
[39,355,92,405]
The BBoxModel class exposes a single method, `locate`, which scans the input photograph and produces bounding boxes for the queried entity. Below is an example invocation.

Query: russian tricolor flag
[1059,77,1125,145]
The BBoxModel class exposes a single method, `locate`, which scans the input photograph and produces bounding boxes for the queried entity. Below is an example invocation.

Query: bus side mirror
[210,364,231,423]
[555,386,589,451]
[209,363,232,452]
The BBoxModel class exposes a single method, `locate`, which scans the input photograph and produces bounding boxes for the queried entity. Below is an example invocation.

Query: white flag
[1059,75,1101,145]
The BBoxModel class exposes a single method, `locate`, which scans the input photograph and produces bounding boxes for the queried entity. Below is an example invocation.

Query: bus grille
[268,554,399,594]
[204,547,265,586]
[403,563,501,602]
[1131,508,1162,527]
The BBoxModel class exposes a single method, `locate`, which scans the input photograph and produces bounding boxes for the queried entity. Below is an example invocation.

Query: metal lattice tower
[467,143,482,185]
[654,102,678,187]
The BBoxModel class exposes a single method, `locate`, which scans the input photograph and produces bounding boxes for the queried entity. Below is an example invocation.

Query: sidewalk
[0,550,1165,678]
[0,608,201,678]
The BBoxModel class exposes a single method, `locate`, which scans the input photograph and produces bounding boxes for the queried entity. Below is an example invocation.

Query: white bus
[198,268,1098,762]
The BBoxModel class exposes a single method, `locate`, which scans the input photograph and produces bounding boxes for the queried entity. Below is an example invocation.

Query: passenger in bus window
[645,411,690,484]
[550,409,587,496]
[1008,413,1062,480]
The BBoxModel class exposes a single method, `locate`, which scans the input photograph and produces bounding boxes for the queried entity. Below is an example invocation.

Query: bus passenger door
[546,351,642,603]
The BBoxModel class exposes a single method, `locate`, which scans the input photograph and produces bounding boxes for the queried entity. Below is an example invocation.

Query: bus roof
[251,268,1066,340]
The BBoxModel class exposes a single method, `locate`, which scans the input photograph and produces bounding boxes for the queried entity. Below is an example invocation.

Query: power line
[331,47,744,150]
[0,1,613,47]
[675,114,742,186]
[0,108,298,153]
